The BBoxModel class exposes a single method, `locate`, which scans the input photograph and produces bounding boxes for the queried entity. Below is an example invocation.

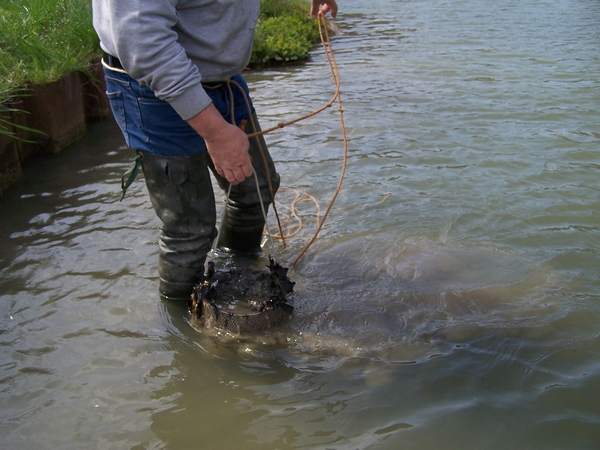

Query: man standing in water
[92,0,338,300]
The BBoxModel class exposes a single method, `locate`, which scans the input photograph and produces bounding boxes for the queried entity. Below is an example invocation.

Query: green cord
[120,154,142,201]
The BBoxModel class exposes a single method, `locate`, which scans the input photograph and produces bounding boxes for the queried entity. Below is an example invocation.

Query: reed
[0,82,46,141]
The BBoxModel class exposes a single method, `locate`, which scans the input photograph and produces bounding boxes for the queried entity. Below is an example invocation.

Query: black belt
[102,51,125,71]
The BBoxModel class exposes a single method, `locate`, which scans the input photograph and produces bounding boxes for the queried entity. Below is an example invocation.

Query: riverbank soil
[16,72,87,158]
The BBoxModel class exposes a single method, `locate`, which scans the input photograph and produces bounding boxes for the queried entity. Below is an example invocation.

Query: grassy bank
[0,0,320,106]
[0,0,101,140]
[0,0,99,88]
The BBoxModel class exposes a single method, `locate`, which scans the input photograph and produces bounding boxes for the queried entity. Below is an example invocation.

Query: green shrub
[251,15,320,66]
[260,0,312,19]
[251,0,320,67]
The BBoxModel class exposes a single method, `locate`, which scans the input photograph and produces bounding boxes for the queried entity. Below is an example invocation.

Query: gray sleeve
[94,0,211,120]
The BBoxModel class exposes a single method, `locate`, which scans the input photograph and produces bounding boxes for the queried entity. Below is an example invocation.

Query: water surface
[1,0,599,448]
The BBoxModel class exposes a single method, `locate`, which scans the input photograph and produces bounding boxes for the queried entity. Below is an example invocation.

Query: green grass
[0,0,99,88]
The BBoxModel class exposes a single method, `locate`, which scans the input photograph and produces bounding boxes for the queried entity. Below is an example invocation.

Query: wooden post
[0,119,23,194]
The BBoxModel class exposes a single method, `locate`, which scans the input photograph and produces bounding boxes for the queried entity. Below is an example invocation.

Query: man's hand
[310,0,338,19]
[187,104,253,185]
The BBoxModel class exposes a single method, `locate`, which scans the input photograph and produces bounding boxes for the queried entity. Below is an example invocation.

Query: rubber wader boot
[211,113,280,254]
[140,151,217,300]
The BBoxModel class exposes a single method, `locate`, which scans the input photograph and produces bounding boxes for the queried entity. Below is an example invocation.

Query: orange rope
[266,188,321,240]
[289,13,347,266]
[240,13,348,266]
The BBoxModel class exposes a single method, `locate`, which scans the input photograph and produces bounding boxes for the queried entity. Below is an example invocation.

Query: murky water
[2,0,600,448]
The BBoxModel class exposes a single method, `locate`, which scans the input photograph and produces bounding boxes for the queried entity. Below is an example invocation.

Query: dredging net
[188,257,295,334]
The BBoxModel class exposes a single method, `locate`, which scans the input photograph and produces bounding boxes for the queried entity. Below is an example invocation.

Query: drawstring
[212,184,232,254]
[254,168,278,254]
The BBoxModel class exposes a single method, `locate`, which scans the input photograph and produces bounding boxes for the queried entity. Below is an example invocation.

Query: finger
[222,168,238,185]
[241,163,254,179]
[327,2,338,18]
[310,0,319,18]
[231,166,251,185]
[231,165,252,184]
[311,1,337,18]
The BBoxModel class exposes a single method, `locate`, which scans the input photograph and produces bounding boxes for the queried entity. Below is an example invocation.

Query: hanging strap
[120,154,142,201]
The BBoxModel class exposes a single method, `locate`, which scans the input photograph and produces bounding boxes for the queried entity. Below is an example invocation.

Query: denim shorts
[103,68,255,157]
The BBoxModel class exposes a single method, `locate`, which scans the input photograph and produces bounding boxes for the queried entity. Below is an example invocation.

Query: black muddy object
[189,258,294,333]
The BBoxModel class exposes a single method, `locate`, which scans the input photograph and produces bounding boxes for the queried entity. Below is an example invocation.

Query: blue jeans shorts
[103,68,255,157]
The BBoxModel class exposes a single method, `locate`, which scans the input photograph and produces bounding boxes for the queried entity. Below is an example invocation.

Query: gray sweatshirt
[92,0,260,120]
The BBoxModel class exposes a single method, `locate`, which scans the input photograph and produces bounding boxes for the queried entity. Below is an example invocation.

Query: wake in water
[288,236,562,360]
[182,235,563,368]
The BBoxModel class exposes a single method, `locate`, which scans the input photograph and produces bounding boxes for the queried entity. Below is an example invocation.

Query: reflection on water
[2,0,600,448]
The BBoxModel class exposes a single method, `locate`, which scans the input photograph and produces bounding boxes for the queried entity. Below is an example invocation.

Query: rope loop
[217,12,348,266]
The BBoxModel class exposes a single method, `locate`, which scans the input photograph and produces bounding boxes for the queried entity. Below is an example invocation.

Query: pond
[1,0,599,448]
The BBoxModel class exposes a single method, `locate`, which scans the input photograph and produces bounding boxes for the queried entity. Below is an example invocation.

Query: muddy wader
[140,152,218,300]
